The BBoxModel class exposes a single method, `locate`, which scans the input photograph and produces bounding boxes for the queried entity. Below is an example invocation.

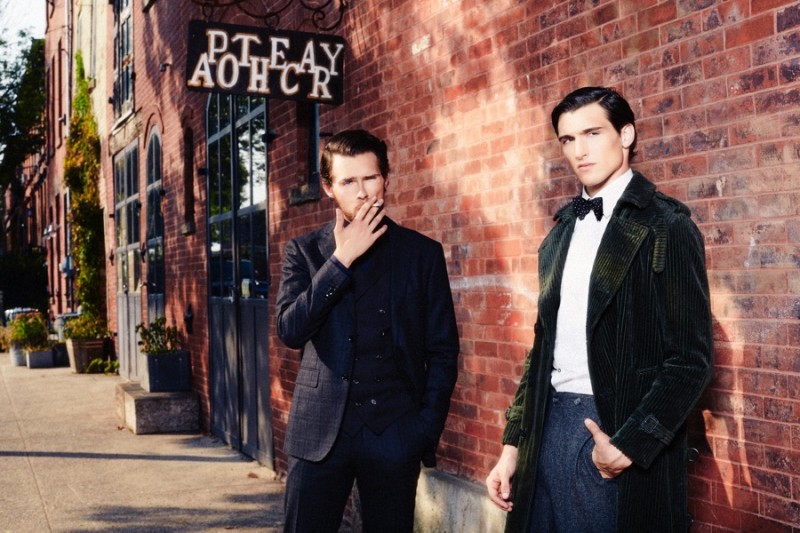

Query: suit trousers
[283,411,426,533]
[529,389,618,533]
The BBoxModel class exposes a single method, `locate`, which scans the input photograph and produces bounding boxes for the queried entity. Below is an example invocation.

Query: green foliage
[0,325,9,352]
[9,312,49,350]
[64,55,100,193]
[136,317,181,355]
[63,314,108,340]
[0,34,45,187]
[86,356,119,375]
[64,52,106,327]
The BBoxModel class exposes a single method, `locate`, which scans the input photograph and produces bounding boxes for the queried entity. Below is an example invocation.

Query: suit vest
[341,237,415,436]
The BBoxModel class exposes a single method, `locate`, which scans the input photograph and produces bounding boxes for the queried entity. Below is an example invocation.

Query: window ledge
[289,180,320,206]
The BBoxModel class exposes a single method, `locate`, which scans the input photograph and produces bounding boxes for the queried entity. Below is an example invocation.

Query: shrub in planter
[63,313,108,340]
[136,316,180,354]
[10,312,48,349]
[136,317,190,392]
[9,312,54,368]
[64,314,109,373]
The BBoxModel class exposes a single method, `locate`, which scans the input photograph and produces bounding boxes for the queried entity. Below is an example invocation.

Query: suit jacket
[276,218,459,467]
[502,173,713,532]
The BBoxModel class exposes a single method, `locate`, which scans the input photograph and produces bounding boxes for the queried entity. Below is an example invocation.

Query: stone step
[116,382,199,434]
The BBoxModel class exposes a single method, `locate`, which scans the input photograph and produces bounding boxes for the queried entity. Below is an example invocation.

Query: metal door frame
[206,93,273,467]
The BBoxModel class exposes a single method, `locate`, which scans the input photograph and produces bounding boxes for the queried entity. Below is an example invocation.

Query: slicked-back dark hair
[320,129,390,185]
[551,86,638,161]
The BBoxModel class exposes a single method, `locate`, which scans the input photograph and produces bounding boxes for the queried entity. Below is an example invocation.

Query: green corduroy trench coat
[502,173,713,533]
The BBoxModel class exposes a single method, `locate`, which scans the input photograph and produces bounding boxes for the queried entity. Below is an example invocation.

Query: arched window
[145,129,164,318]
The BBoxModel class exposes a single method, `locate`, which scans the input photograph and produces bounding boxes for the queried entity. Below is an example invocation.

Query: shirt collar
[582,168,634,219]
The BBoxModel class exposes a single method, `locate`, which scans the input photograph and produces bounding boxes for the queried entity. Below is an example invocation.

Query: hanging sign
[185,20,346,105]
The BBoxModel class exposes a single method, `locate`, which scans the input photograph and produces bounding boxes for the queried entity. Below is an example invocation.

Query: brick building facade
[30,0,800,530]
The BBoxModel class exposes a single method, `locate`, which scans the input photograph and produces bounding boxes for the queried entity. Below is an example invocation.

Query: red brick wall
[265,1,800,530]
[71,0,800,529]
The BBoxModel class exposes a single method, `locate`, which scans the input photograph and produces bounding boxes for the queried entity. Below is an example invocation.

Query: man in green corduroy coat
[486,87,713,532]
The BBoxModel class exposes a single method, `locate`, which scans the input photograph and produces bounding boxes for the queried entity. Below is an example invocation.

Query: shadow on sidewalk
[0,450,248,462]
[61,492,284,533]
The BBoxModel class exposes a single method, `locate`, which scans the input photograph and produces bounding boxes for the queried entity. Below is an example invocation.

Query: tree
[0,16,47,308]
[0,31,45,189]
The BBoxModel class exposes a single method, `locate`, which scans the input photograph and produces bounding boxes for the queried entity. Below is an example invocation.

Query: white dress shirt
[551,169,634,394]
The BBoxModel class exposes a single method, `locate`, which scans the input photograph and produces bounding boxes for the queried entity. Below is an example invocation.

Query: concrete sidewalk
[0,356,285,532]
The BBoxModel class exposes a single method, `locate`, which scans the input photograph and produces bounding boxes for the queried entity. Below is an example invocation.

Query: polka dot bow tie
[572,196,603,221]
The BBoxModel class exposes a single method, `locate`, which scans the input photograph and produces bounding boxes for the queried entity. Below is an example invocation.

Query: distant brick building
[30,0,800,530]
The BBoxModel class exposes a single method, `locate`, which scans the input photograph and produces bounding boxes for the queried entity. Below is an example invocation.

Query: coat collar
[539,172,656,339]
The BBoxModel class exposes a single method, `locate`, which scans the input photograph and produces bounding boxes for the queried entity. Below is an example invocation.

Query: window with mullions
[114,142,141,294]
[207,94,269,300]
[112,0,133,117]
[145,130,165,318]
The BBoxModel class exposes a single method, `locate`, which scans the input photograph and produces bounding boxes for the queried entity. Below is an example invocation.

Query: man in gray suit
[276,129,459,533]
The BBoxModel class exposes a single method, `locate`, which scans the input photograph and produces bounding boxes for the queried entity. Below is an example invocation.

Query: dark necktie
[572,196,603,221]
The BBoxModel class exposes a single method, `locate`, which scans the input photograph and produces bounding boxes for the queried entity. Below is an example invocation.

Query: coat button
[341,375,348,381]
[354,401,362,407]
[687,447,700,463]
[370,399,377,405]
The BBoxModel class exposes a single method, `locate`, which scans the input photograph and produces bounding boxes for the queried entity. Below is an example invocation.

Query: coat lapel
[586,172,656,332]
[318,223,336,260]
[586,218,648,331]
[382,221,404,320]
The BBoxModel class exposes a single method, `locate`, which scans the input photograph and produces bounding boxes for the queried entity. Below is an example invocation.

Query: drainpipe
[64,0,72,137]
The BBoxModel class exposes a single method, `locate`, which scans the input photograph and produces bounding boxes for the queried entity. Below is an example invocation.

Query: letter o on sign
[217,52,240,90]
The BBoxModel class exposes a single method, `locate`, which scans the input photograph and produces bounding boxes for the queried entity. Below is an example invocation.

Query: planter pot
[9,345,26,366]
[26,348,54,368]
[66,338,106,373]
[139,349,191,392]
[52,343,69,367]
